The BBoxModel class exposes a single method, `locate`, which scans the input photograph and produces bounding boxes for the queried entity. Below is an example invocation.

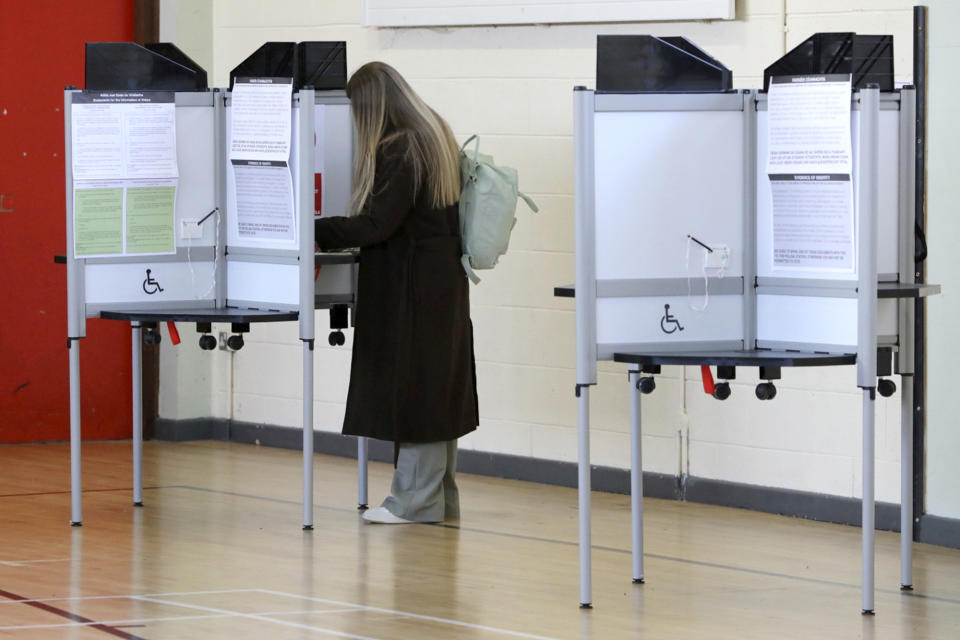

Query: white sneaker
[362,507,413,524]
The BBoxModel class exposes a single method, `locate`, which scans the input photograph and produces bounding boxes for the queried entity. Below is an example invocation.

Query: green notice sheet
[126,185,176,254]
[74,188,123,256]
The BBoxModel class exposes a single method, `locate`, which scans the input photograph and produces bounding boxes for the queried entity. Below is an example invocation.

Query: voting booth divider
[64,42,363,532]
[567,34,939,613]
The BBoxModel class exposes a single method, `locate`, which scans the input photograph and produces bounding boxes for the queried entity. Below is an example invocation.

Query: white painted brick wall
[157,0,928,506]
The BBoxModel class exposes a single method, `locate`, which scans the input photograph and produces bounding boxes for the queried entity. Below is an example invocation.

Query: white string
[200,209,221,300]
[686,236,709,312]
[685,237,727,313]
[185,209,220,300]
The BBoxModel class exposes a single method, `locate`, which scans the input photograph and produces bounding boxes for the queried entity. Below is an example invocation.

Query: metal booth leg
[577,385,592,608]
[358,437,369,509]
[131,323,143,507]
[303,341,314,530]
[862,389,876,614]
[69,338,82,526]
[628,371,644,584]
[900,379,914,590]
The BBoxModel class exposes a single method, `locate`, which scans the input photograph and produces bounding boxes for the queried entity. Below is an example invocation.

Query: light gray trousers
[381,440,459,522]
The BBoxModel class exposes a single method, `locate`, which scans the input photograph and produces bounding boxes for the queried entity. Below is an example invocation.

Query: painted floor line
[0,588,260,606]
[260,589,563,640]
[0,608,364,632]
[131,595,388,640]
[0,558,70,567]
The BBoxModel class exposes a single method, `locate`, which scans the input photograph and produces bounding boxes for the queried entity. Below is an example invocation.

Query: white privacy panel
[757,295,899,349]
[597,294,744,348]
[174,105,217,246]
[317,103,352,219]
[314,263,354,298]
[594,110,745,281]
[756,108,900,280]
[876,110,901,278]
[757,295,857,349]
[85,261,215,307]
[227,261,299,307]
[878,298,898,337]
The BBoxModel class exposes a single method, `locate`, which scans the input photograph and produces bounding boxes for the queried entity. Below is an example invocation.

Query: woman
[314,62,478,524]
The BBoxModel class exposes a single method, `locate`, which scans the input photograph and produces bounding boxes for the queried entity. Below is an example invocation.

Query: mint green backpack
[458,135,538,284]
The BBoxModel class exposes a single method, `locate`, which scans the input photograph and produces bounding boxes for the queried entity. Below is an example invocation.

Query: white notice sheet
[71,91,178,257]
[72,91,178,180]
[228,77,297,246]
[230,77,293,161]
[232,160,296,242]
[767,75,855,274]
[766,75,852,175]
[770,174,854,272]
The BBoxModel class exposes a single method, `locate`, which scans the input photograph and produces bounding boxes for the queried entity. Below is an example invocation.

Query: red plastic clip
[700,365,715,396]
[166,321,181,345]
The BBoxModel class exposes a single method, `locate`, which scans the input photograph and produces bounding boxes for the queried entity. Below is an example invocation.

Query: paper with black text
[766,75,852,175]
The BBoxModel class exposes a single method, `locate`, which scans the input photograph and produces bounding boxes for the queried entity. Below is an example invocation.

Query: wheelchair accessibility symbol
[660,304,684,334]
[142,269,164,295]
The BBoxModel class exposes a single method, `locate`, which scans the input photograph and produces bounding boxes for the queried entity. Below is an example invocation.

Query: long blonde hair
[346,61,460,215]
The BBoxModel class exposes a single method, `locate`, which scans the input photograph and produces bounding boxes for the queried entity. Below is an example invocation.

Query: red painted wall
[0,1,135,442]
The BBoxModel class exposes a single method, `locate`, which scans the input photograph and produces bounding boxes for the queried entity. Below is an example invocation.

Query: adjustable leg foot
[579,603,593,610]
[900,584,914,591]
[134,502,143,507]
[632,578,645,584]
[861,609,875,616]
[358,504,368,510]
[302,525,313,531]
[70,521,82,527]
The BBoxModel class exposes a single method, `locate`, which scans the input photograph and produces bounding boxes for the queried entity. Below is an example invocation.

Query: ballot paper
[228,78,297,246]
[767,75,854,273]
[71,91,178,257]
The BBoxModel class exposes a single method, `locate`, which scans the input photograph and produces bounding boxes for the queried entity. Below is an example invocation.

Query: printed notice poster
[230,77,293,161]
[767,75,855,273]
[126,181,177,254]
[767,75,852,175]
[229,78,296,245]
[769,174,854,271]
[232,161,296,242]
[70,91,178,257]
[74,185,124,256]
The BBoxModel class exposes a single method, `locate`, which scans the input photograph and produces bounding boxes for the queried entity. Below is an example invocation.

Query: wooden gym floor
[1,440,959,639]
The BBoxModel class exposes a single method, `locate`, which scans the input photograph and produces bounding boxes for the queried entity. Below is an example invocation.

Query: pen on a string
[197,208,219,225]
[687,235,713,252]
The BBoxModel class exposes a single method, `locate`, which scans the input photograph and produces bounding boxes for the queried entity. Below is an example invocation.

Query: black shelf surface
[614,350,856,368]
[100,308,298,323]
[877,283,941,298]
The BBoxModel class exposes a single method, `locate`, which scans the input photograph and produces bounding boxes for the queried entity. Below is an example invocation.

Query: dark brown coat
[314,137,478,445]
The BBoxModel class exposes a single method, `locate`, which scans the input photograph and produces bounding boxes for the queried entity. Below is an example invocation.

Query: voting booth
[64,42,358,531]
[565,34,939,613]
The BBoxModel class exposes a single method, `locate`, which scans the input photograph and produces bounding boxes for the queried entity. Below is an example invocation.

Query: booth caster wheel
[878,378,897,397]
[636,376,656,394]
[227,334,245,351]
[328,331,345,346]
[713,382,731,401]
[198,334,217,350]
[755,382,777,401]
[143,330,161,345]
